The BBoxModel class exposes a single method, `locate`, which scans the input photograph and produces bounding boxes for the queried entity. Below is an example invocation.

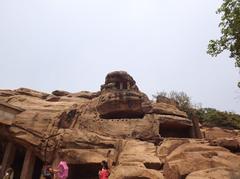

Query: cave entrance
[11,145,26,179]
[68,163,101,179]
[0,140,7,164]
[32,157,43,179]
[159,123,192,138]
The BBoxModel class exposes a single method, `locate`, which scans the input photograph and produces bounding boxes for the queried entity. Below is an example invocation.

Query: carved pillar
[192,118,202,139]
[119,82,123,90]
[189,127,195,138]
[20,149,36,179]
[0,142,16,178]
[127,82,130,90]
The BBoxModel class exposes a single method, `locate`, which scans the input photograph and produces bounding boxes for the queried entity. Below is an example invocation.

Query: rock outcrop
[186,167,240,179]
[97,71,147,119]
[163,141,240,179]
[0,71,239,179]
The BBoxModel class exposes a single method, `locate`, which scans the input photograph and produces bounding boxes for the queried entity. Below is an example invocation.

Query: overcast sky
[0,0,239,113]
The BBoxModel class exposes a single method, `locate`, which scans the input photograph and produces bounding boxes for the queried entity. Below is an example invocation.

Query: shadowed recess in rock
[68,163,101,179]
[12,145,25,179]
[0,140,7,164]
[100,110,145,119]
[159,123,192,138]
[144,162,163,170]
[32,157,43,179]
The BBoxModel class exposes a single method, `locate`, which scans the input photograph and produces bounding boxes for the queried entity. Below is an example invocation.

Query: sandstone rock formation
[186,167,240,179]
[97,71,147,119]
[0,71,239,179]
[163,141,240,178]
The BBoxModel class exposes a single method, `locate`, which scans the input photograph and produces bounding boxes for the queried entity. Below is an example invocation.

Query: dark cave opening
[0,140,7,164]
[32,157,43,179]
[11,145,26,179]
[68,163,102,179]
[100,111,145,119]
[159,123,192,138]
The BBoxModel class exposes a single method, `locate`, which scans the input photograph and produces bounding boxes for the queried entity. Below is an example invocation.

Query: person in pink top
[56,161,69,179]
[51,160,69,179]
[98,160,110,179]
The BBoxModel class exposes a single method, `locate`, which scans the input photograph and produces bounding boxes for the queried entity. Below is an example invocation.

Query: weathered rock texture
[0,71,239,179]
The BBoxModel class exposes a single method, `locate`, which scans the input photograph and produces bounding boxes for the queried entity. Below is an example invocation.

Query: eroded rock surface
[97,71,147,119]
[0,71,239,179]
[186,167,240,179]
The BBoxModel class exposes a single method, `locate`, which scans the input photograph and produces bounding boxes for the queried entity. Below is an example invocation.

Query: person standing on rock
[99,160,110,179]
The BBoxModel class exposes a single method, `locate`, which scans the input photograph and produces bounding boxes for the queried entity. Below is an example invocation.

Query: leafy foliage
[153,91,192,112]
[207,0,240,69]
[153,91,240,129]
[195,108,240,129]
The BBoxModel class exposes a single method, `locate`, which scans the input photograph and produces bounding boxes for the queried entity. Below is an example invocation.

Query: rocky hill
[0,71,240,179]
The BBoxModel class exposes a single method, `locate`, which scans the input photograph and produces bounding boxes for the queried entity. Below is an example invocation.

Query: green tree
[207,0,240,87]
[195,108,240,129]
[154,91,240,129]
[153,90,192,112]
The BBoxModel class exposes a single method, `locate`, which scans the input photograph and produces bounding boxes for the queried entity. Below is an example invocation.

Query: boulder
[14,88,49,99]
[186,167,240,179]
[68,91,100,99]
[118,140,162,169]
[157,139,190,159]
[150,103,187,118]
[0,89,16,97]
[163,142,240,179]
[109,165,164,179]
[209,137,240,152]
[202,127,239,140]
[46,94,60,102]
[52,90,70,96]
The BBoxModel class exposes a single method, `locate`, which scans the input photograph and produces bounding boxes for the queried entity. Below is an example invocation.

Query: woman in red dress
[99,160,110,179]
